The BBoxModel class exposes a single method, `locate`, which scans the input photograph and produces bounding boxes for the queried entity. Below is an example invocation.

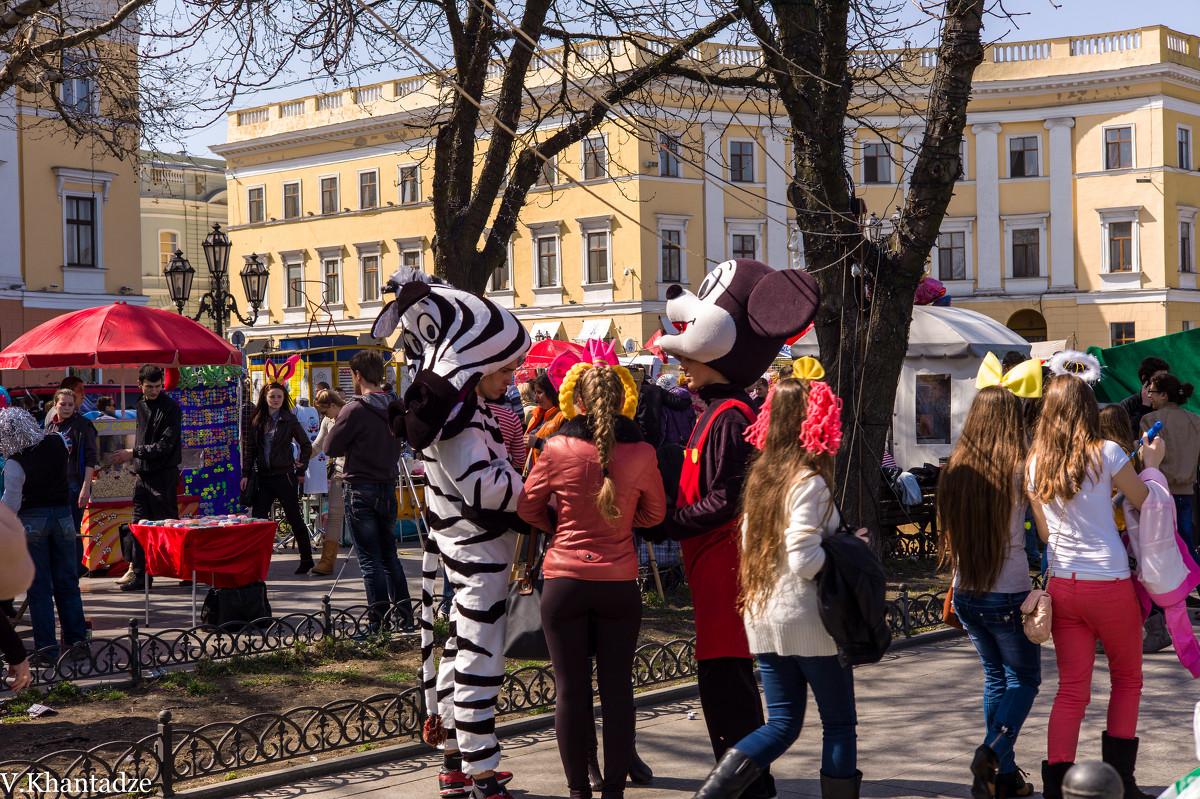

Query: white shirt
[1027,440,1131,579]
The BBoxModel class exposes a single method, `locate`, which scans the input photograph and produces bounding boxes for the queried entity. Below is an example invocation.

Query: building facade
[0,57,145,387]
[215,25,1200,355]
[139,151,228,320]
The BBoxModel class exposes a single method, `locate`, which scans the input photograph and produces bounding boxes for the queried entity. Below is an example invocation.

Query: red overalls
[678,399,756,661]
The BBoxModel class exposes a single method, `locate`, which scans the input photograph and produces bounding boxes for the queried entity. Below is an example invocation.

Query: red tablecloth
[130,521,277,588]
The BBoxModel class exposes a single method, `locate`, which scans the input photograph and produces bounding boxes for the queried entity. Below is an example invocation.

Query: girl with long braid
[518,359,667,799]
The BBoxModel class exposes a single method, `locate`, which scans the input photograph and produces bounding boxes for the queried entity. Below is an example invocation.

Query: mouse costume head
[659,259,820,388]
[371,268,531,448]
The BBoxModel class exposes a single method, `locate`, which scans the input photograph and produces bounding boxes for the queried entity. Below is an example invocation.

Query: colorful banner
[173,382,241,516]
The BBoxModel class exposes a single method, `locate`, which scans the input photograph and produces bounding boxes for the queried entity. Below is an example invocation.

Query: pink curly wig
[743,380,842,456]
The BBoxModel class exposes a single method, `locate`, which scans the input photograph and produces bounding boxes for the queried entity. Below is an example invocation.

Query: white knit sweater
[741,474,840,658]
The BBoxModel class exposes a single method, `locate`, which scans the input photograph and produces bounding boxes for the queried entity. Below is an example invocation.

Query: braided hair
[576,363,625,523]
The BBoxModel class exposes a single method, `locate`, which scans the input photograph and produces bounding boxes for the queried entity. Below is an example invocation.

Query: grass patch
[155,670,218,696]
[379,669,415,684]
[89,687,128,702]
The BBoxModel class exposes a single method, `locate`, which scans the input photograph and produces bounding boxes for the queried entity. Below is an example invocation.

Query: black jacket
[131,393,182,475]
[634,382,692,450]
[1120,392,1152,431]
[46,412,99,484]
[816,532,891,667]
[243,406,312,477]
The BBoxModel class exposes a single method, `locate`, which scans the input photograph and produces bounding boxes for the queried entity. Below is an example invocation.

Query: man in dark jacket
[631,366,692,449]
[111,365,182,591]
[324,351,408,624]
[1120,356,1170,431]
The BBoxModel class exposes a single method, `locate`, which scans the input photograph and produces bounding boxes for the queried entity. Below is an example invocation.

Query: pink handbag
[1021,589,1052,644]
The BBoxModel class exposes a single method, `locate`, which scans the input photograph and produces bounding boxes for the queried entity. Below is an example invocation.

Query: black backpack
[816,531,891,667]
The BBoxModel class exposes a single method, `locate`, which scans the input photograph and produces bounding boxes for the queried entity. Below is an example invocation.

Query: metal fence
[0,637,698,799]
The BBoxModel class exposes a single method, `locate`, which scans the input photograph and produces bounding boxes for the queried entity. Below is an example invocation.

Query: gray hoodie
[323,391,403,484]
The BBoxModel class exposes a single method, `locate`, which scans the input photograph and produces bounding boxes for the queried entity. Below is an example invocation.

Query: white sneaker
[114,569,137,586]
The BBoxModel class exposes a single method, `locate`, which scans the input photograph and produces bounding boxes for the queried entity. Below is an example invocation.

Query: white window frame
[656,213,690,288]
[1110,321,1136,347]
[959,138,969,181]
[581,134,608,181]
[354,242,383,304]
[318,174,340,215]
[60,55,96,115]
[930,217,975,289]
[1102,123,1136,171]
[358,168,380,210]
[393,236,424,272]
[1001,213,1049,281]
[246,183,266,224]
[158,229,181,273]
[861,140,892,185]
[316,246,343,307]
[526,221,562,289]
[534,155,557,187]
[659,133,682,178]
[63,192,102,270]
[1097,206,1142,274]
[281,180,302,220]
[726,219,765,262]
[281,251,306,310]
[577,215,613,286]
[1005,133,1042,179]
[398,164,421,204]
[728,137,757,184]
[1179,125,1194,171]
[1184,321,1195,332]
[1178,206,1197,275]
[486,239,514,293]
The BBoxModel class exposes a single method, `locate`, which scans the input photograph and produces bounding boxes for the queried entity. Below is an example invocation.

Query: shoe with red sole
[438,770,513,798]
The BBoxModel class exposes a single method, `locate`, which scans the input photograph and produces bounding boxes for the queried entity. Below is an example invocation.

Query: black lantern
[164,249,196,312]
[240,253,269,310]
[202,222,232,281]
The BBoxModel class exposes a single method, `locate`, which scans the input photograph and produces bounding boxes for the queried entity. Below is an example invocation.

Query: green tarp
[1087,328,1200,414]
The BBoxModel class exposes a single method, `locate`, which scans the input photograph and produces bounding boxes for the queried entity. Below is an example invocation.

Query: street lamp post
[163,223,269,338]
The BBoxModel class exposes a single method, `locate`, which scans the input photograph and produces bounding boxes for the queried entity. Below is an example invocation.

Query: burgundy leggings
[541,577,642,797]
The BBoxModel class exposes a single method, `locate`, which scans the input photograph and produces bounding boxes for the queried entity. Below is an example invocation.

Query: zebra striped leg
[419,536,443,727]
[433,528,517,777]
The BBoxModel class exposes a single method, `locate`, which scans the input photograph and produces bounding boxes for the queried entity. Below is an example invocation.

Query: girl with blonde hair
[518,361,666,799]
[1028,375,1163,798]
[692,376,863,799]
[938,386,1039,798]
[310,389,347,576]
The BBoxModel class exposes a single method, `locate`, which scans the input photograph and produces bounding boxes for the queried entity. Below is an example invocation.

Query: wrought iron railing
[0,638,698,799]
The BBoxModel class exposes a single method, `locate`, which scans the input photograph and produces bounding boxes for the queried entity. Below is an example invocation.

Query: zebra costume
[372,270,530,778]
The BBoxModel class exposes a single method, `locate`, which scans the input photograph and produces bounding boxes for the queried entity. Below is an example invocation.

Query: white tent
[789,305,1031,469]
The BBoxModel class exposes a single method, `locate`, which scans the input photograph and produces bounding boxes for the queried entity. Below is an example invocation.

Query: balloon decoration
[0,386,9,409]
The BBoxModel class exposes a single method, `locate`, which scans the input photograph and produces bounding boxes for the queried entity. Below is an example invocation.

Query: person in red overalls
[651,259,821,799]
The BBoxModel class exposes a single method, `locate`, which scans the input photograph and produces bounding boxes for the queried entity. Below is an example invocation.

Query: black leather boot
[1101,731,1154,799]
[819,770,861,799]
[970,744,998,799]
[1041,760,1075,799]
[628,734,653,784]
[692,750,761,799]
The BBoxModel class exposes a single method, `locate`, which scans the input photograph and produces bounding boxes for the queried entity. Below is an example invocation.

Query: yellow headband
[975,352,1043,398]
[791,356,825,382]
[559,362,638,420]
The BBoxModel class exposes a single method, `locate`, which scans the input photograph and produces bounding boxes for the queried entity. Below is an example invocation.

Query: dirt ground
[0,599,699,768]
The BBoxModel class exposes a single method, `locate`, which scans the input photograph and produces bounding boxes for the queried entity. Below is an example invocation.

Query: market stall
[0,302,245,574]
[789,305,1031,469]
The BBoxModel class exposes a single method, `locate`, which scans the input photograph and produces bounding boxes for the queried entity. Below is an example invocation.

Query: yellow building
[855,26,1200,347]
[0,57,145,388]
[139,151,228,320]
[215,25,1200,354]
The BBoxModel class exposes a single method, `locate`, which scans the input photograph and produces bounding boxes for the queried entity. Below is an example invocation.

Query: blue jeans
[954,590,1042,775]
[343,482,409,623]
[734,652,857,779]
[67,481,85,573]
[22,505,88,656]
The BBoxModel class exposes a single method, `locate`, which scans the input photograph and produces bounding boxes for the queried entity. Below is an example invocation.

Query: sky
[173,0,1198,160]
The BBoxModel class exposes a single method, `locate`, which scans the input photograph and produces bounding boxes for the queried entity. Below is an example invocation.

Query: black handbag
[503,531,549,660]
[238,466,259,509]
[200,581,271,632]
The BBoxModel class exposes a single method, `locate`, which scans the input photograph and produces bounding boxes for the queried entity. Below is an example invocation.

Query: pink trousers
[1046,576,1143,764]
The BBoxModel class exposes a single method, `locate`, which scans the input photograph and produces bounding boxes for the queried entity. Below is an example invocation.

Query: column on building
[1045,117,1077,290]
[703,122,725,271]
[764,126,788,270]
[972,123,1003,291]
[0,90,19,289]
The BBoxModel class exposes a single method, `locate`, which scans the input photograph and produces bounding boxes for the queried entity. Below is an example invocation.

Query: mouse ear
[747,269,821,338]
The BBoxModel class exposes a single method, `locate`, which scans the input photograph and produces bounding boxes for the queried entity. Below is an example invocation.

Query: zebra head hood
[372,268,531,449]
[372,268,531,392]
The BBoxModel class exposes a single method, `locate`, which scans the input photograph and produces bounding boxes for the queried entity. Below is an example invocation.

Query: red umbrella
[515,339,583,383]
[644,329,668,363]
[0,302,243,369]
